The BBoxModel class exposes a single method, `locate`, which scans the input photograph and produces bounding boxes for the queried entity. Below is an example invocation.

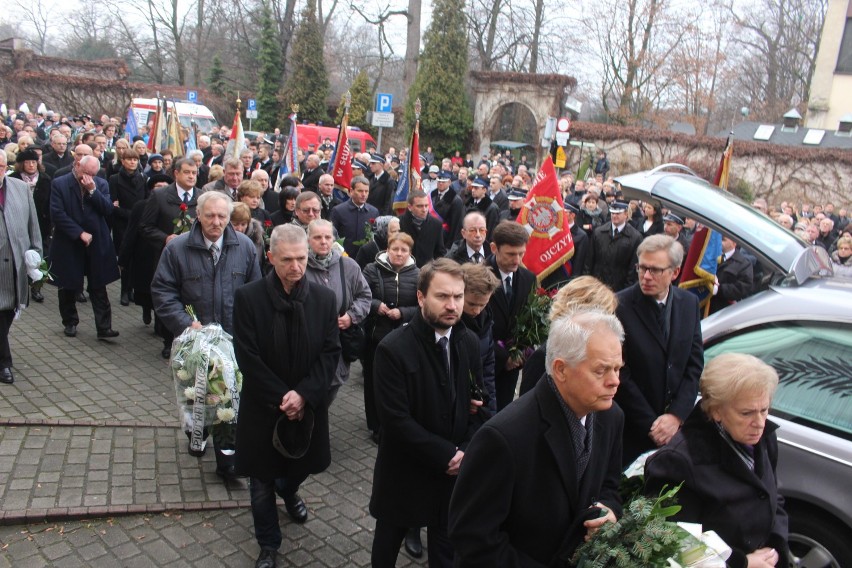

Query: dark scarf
[265,271,311,387]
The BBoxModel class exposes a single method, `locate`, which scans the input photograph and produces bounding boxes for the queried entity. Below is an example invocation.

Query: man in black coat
[615,234,703,466]
[463,177,500,239]
[399,190,446,268]
[588,200,641,291]
[446,211,490,265]
[329,176,379,258]
[487,221,536,410]
[233,225,340,568]
[709,235,753,315]
[431,172,465,248]
[449,311,625,566]
[139,158,199,358]
[49,156,120,339]
[316,173,342,220]
[367,153,396,215]
[300,154,322,193]
[370,258,485,568]
[41,134,73,178]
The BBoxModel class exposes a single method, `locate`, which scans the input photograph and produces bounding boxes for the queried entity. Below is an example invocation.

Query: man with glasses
[588,200,641,292]
[291,192,323,232]
[614,234,703,466]
[447,211,490,265]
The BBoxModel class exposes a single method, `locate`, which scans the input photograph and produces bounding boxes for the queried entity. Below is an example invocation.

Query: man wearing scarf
[233,224,340,568]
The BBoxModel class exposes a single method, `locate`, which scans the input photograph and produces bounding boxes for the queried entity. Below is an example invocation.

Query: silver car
[617,165,852,568]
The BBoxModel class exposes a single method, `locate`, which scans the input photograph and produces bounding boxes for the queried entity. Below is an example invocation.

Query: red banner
[518,156,574,281]
[332,112,352,194]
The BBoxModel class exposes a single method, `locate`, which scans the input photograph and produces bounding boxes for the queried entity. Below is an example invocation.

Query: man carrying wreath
[151,190,261,480]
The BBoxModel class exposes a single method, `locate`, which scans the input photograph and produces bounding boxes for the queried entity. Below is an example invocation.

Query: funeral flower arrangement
[171,306,242,456]
[499,286,556,360]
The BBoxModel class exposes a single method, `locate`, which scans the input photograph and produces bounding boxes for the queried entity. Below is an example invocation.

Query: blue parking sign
[247,99,257,111]
[187,90,198,102]
[376,93,392,113]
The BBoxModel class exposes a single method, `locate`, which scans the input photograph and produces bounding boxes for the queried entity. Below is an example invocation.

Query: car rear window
[704,322,852,436]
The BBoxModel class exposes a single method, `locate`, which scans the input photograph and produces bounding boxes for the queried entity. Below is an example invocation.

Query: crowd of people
[2,105,847,568]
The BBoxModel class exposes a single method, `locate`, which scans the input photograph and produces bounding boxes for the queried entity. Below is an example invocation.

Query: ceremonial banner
[393,117,422,214]
[331,112,352,198]
[147,97,163,152]
[678,136,731,317]
[518,156,574,282]
[225,108,245,159]
[167,101,185,157]
[282,113,299,176]
[124,105,138,141]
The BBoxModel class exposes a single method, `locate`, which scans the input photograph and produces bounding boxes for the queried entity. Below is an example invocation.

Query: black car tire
[788,506,852,568]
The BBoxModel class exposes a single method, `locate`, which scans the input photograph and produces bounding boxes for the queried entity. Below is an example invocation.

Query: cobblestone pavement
[0,284,427,567]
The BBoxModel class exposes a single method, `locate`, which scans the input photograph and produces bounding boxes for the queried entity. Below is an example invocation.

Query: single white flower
[176,369,190,382]
[184,386,195,400]
[216,408,236,422]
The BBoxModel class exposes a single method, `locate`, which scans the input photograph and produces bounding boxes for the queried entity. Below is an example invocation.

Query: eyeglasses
[300,207,321,214]
[636,265,672,277]
[464,227,487,234]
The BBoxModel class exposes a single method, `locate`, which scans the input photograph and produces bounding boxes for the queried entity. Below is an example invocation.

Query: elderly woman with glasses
[644,353,789,568]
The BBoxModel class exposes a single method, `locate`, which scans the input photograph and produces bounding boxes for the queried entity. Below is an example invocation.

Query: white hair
[545,309,624,372]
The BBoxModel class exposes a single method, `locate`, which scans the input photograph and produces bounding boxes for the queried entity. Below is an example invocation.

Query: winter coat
[831,251,852,278]
[0,176,42,311]
[362,251,420,346]
[150,222,261,336]
[49,172,119,290]
[109,168,148,253]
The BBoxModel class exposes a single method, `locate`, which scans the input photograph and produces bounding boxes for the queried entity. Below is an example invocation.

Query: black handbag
[337,258,366,362]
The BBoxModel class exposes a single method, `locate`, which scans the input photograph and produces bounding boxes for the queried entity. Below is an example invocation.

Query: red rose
[369,218,376,224]
[264,220,273,227]
[180,203,188,212]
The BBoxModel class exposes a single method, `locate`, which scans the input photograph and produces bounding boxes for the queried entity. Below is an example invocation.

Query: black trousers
[371,520,454,568]
[0,309,15,367]
[58,287,112,331]
[495,367,521,411]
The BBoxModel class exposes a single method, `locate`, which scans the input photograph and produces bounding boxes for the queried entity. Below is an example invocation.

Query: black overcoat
[645,407,789,568]
[49,172,119,290]
[486,256,536,372]
[369,312,485,527]
[399,211,447,268]
[709,248,753,314]
[449,378,624,567]
[615,283,703,465]
[232,278,340,480]
[588,222,642,291]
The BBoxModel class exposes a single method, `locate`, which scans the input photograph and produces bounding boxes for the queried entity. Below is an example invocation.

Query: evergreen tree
[404,0,472,158]
[207,55,227,98]
[279,0,329,124]
[255,1,283,131]
[336,70,374,136]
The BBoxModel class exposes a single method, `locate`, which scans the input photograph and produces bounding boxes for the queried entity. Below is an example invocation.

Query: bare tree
[350,2,408,94]
[402,0,421,93]
[14,0,51,55]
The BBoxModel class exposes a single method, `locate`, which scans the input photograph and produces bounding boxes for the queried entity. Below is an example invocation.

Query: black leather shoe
[120,292,130,306]
[162,347,171,359]
[283,494,308,524]
[97,329,120,339]
[215,465,239,482]
[31,289,44,303]
[76,292,87,303]
[255,548,277,568]
[0,367,13,385]
[142,308,152,325]
[404,527,423,558]
[63,324,77,337]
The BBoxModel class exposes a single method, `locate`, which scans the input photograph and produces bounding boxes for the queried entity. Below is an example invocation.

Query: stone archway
[470,71,577,161]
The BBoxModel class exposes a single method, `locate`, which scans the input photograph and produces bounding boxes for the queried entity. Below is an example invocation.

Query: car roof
[702,277,852,341]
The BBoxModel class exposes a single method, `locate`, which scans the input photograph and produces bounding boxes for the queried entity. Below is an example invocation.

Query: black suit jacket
[367,171,396,215]
[709,248,753,314]
[399,211,447,268]
[449,378,624,567]
[370,312,485,526]
[615,283,703,465]
[487,257,536,372]
[139,183,198,251]
[301,168,322,192]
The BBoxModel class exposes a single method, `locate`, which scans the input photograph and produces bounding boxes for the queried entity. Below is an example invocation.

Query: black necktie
[472,252,482,264]
[182,192,190,204]
[656,302,668,341]
[437,336,450,380]
[504,275,513,304]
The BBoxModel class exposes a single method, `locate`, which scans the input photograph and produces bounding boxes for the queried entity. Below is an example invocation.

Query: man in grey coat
[151,191,262,479]
[304,219,371,402]
[0,152,43,384]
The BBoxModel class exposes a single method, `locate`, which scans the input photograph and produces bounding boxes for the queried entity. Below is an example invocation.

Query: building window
[839,18,852,73]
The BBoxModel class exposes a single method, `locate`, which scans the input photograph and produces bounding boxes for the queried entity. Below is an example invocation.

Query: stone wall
[568,122,852,208]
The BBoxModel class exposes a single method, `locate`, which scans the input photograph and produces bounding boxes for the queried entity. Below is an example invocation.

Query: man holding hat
[368,153,396,215]
[431,171,464,247]
[589,200,642,292]
[232,224,340,568]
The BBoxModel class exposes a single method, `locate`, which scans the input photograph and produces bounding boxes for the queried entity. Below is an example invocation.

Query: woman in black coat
[110,148,149,304]
[632,202,664,239]
[361,232,420,439]
[645,353,790,568]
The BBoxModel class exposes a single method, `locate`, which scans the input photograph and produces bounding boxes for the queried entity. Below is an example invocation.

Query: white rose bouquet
[171,306,242,456]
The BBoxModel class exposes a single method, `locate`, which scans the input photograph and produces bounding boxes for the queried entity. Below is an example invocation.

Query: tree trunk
[402,0,421,93]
